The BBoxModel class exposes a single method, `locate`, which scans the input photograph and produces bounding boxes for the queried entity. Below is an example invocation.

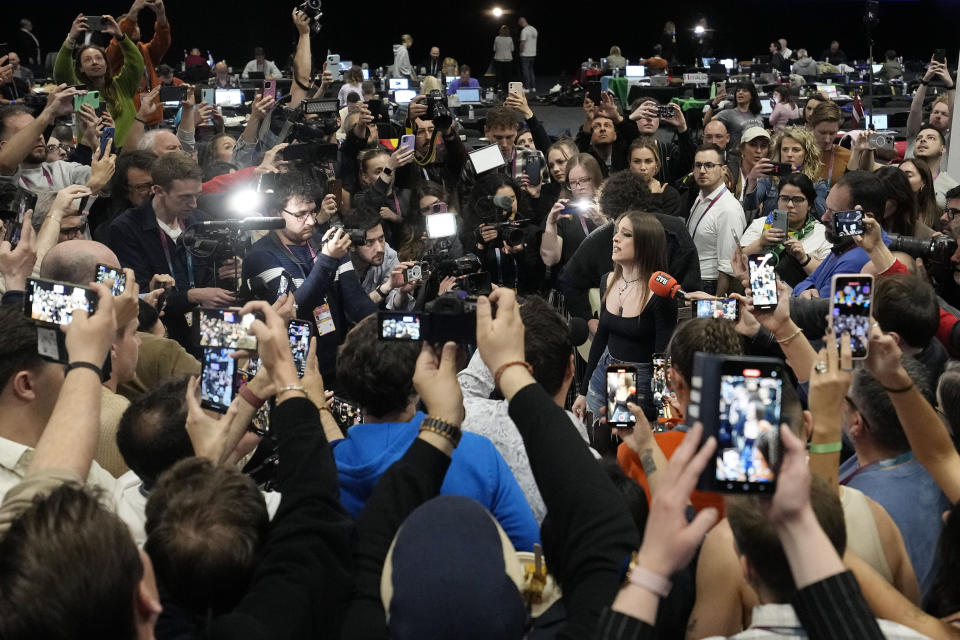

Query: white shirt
[0,434,116,499]
[520,25,538,56]
[688,183,746,280]
[114,470,283,546]
[241,59,283,79]
[493,36,515,61]
[156,216,183,240]
[739,216,832,262]
[0,160,91,191]
[703,603,931,639]
[934,168,959,209]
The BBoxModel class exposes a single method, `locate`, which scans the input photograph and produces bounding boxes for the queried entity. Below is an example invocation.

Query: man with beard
[345,206,418,310]
[936,186,960,309]
[575,93,640,173]
[914,127,958,207]
[793,170,887,298]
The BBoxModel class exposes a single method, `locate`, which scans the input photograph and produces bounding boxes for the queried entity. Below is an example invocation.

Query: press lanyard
[691,186,727,238]
[278,239,316,281]
[825,149,836,187]
[158,227,195,289]
[576,213,591,237]
[19,166,53,190]
[839,451,914,486]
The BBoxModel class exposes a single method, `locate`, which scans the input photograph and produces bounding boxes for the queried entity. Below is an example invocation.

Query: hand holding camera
[97,15,123,39]
[408,94,428,120]
[68,14,90,42]
[746,158,776,181]
[238,300,299,391]
[597,91,620,120]
[43,84,79,121]
[546,199,573,226]
[320,226,351,259]
[291,5,311,35]
[0,213,36,292]
[760,226,787,246]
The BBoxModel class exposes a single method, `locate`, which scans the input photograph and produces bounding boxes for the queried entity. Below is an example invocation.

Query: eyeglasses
[45,143,71,153]
[694,162,719,171]
[569,177,593,187]
[130,182,154,194]
[944,207,960,221]
[60,222,88,238]
[778,195,808,206]
[282,207,319,220]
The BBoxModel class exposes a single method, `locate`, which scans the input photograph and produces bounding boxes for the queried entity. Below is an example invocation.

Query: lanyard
[158,227,195,289]
[690,186,727,238]
[576,213,591,237]
[278,240,315,281]
[839,451,914,486]
[825,149,836,187]
[19,166,53,190]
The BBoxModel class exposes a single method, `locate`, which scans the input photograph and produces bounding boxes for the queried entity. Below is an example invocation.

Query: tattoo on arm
[640,449,657,476]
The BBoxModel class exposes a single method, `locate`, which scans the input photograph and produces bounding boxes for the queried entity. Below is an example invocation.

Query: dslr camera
[424,90,453,129]
[329,225,368,247]
[378,291,481,344]
[887,232,958,263]
[295,0,324,32]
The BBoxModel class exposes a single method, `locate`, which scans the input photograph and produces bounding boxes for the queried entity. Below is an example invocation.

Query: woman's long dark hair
[737,81,762,115]
[602,211,667,301]
[397,181,449,261]
[900,158,941,229]
[777,173,818,211]
[875,165,919,236]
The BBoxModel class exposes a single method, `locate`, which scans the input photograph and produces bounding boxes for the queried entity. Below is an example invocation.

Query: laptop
[246,71,265,80]
[362,68,370,80]
[456,88,481,105]
[393,89,416,104]
[701,57,716,68]
[446,76,457,85]
[721,59,736,71]
[625,65,646,78]
[214,89,243,107]
[816,83,839,99]
[389,78,409,90]
[761,99,773,116]
[871,64,883,74]
[867,113,888,129]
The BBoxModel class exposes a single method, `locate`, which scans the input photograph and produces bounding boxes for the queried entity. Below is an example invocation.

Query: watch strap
[420,416,462,447]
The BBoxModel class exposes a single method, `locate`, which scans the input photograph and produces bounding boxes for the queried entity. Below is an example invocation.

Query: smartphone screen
[748,253,779,310]
[606,366,638,428]
[379,311,422,340]
[425,211,457,238]
[695,298,739,321]
[834,210,864,237]
[24,278,98,326]
[196,308,258,349]
[403,264,423,283]
[288,320,311,377]
[715,362,782,490]
[831,275,873,359]
[95,263,126,296]
[201,347,239,413]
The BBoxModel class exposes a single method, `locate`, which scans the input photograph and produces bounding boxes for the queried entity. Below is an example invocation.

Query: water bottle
[468,105,475,120]
[181,49,187,73]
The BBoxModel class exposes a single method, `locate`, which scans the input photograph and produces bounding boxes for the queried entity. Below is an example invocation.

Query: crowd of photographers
[2,2,960,638]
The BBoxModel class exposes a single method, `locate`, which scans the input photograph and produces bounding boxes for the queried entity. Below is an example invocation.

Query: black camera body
[378,292,481,344]
[296,0,324,32]
[887,233,958,263]
[424,90,453,129]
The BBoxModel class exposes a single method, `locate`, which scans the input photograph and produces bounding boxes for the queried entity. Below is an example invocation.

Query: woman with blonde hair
[572,211,676,422]
[441,57,459,78]
[606,45,627,70]
[744,126,827,218]
[420,74,442,95]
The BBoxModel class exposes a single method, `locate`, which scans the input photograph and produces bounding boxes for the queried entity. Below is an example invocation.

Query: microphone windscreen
[568,317,589,347]
[648,271,679,299]
[492,193,515,210]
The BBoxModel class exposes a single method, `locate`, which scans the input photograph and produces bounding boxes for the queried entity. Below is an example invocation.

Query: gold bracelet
[776,327,804,345]
[277,384,308,396]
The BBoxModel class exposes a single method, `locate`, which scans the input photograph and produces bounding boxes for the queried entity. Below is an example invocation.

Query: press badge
[313,303,335,336]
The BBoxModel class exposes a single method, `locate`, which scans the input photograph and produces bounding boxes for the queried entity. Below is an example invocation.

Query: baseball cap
[741,126,771,144]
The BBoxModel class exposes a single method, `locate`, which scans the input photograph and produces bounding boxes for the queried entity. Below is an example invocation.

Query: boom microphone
[568,316,589,347]
[648,271,688,300]
[491,193,515,210]
[193,217,286,231]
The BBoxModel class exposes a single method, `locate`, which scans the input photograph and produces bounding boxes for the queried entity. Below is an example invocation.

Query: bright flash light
[492,6,503,17]
[228,188,263,214]
[694,25,705,35]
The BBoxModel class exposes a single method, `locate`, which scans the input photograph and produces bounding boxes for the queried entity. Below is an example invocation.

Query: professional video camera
[295,0,323,32]
[887,232,958,263]
[476,193,528,247]
[424,90,453,130]
[183,217,286,261]
[270,97,340,145]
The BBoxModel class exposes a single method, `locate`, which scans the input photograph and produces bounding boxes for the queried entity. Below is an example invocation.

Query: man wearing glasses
[243,171,375,383]
[688,144,745,295]
[938,186,960,309]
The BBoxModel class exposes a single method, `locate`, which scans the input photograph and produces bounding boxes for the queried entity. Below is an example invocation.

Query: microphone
[648,271,688,300]
[491,193,515,210]
[193,217,286,231]
[568,316,589,347]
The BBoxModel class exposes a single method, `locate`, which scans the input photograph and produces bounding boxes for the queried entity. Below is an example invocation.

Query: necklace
[619,277,639,293]
[617,276,642,316]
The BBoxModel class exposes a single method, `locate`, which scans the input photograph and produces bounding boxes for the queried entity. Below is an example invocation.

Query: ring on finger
[814,360,828,374]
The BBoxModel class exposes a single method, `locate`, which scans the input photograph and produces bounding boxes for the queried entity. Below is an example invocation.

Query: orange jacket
[106,16,171,126]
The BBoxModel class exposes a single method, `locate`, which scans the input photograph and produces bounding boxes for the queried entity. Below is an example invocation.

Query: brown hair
[484,106,519,131]
[667,317,744,383]
[74,44,117,105]
[808,101,843,127]
[603,211,667,301]
[345,65,364,85]
[565,153,604,190]
[628,138,663,172]
[900,158,941,228]
[151,151,203,190]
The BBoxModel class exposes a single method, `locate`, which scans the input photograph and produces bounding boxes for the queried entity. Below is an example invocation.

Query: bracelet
[776,327,804,345]
[238,383,266,409]
[419,416,462,447]
[493,361,534,388]
[808,441,843,454]
[627,565,672,598]
[800,254,812,267]
[376,285,389,298]
[277,384,308,396]
[881,381,915,394]
[65,361,102,377]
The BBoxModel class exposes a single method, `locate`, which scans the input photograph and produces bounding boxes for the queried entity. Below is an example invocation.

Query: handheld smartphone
[830,274,873,359]
[73,90,101,112]
[1,187,37,249]
[86,15,108,31]
[688,353,783,493]
[194,308,258,349]
[262,79,277,101]
[275,270,297,301]
[288,320,311,378]
[748,253,779,310]
[767,162,793,177]
[695,298,740,321]
[95,263,126,296]
[425,211,457,238]
[769,208,789,234]
[834,209,864,237]
[24,278,98,326]
[98,126,115,157]
[379,311,422,340]
[717,80,726,96]
[201,88,215,105]
[159,85,187,104]
[656,104,675,119]
[367,98,384,120]
[200,347,241,413]
[508,81,524,96]
[328,178,343,208]
[403,263,424,284]
[399,134,415,153]
[326,54,341,81]
[606,365,638,428]
[933,49,947,64]
[520,150,546,187]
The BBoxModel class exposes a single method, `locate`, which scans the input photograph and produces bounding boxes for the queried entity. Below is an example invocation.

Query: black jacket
[559,218,702,321]
[575,116,640,174]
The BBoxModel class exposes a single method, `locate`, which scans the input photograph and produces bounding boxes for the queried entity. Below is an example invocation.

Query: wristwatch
[420,416,462,446]
[376,284,389,298]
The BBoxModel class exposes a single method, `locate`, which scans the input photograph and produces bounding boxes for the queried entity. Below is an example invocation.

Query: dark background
[3,0,956,80]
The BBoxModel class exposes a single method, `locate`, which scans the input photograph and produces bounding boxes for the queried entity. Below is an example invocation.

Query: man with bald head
[137,129,182,156]
[211,61,237,89]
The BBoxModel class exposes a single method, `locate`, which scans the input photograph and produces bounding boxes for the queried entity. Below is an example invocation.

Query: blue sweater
[792,233,890,298]
[332,412,540,551]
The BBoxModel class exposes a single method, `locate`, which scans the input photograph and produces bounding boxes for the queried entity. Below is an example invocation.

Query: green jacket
[53,34,144,147]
